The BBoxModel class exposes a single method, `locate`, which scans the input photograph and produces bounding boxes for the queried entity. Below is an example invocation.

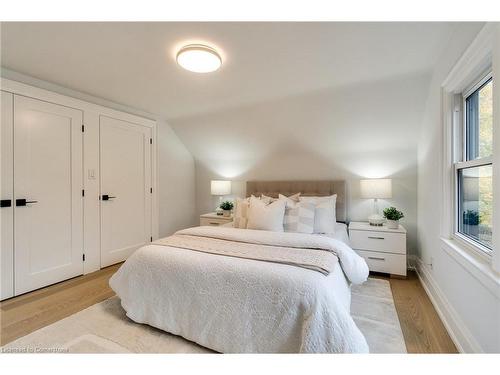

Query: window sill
[440,237,500,299]
[453,233,492,260]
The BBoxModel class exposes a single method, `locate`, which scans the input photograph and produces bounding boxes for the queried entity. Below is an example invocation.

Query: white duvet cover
[110,226,369,353]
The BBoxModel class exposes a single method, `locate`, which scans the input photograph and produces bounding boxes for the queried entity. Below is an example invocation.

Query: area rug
[1,278,406,353]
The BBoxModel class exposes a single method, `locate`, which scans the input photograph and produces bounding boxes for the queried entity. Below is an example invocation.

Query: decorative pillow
[299,194,337,234]
[262,193,300,205]
[246,196,286,232]
[279,194,315,234]
[233,197,250,228]
[278,192,301,202]
[260,194,277,205]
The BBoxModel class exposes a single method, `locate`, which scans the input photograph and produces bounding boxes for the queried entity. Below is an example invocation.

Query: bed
[110,180,369,353]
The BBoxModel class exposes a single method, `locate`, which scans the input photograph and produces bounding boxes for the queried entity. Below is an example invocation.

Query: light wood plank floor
[0,267,457,353]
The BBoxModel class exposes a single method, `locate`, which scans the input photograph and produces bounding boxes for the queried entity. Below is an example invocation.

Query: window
[455,74,493,253]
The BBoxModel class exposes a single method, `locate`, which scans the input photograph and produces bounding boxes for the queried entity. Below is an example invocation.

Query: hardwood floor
[388,272,458,353]
[0,264,121,346]
[0,267,457,353]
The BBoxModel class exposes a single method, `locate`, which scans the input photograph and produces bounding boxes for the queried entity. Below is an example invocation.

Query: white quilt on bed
[109,226,369,353]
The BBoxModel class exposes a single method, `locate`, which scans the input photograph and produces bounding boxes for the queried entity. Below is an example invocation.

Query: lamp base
[368,214,385,226]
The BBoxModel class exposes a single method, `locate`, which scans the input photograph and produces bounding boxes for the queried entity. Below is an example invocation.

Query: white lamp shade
[360,179,392,199]
[211,180,231,196]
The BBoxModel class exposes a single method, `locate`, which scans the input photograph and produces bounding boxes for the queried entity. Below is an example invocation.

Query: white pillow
[260,194,276,205]
[233,197,250,228]
[247,196,286,232]
[278,192,301,203]
[262,193,300,204]
[233,195,281,228]
[279,194,315,234]
[299,194,337,234]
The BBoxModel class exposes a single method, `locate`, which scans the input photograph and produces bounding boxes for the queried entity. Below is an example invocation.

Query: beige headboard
[246,180,347,223]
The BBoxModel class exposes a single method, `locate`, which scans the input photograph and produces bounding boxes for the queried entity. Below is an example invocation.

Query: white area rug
[1,278,406,353]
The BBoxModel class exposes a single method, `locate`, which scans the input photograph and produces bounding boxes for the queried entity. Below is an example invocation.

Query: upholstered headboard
[246,180,347,223]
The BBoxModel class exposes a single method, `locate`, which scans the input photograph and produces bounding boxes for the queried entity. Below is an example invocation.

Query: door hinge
[83,254,86,261]
[150,138,152,144]
[82,125,85,132]
[82,189,85,197]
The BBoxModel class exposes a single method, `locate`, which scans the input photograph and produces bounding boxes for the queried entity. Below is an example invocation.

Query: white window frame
[440,23,498,271]
[452,71,493,257]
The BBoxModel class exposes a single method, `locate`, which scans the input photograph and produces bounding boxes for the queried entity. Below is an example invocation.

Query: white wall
[417,23,500,353]
[157,120,197,236]
[172,73,430,256]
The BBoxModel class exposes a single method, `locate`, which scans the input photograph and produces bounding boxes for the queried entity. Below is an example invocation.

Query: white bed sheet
[216,222,351,311]
[324,222,350,245]
[110,226,368,353]
[317,222,351,309]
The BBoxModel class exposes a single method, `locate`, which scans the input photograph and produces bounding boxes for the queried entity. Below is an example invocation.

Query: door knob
[0,199,12,208]
[16,199,38,206]
[101,194,116,201]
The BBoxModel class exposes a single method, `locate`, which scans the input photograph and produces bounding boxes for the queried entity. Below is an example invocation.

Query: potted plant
[219,201,234,217]
[463,210,479,237]
[383,207,404,229]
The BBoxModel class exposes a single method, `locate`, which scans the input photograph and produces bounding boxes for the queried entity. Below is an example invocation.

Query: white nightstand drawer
[350,230,406,254]
[355,250,407,276]
[200,217,231,226]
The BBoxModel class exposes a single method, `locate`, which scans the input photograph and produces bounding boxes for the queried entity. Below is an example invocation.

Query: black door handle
[16,199,38,206]
[1,199,12,208]
[101,194,116,201]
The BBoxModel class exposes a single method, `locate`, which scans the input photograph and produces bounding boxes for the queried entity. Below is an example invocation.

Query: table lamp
[360,178,392,226]
[211,180,231,214]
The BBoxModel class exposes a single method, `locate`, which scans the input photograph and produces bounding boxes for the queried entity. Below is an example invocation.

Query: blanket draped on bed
[154,233,337,275]
[155,226,368,283]
[110,226,370,353]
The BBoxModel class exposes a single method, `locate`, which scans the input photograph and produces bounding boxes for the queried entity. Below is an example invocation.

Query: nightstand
[200,212,233,227]
[348,221,407,277]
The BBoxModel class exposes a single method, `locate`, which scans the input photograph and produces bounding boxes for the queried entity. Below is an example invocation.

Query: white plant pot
[222,210,231,217]
[386,219,399,229]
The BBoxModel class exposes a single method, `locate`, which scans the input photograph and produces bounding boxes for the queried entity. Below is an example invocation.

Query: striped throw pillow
[299,194,337,234]
[279,194,315,234]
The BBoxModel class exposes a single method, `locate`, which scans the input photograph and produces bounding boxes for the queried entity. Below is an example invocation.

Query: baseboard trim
[407,254,418,271]
[415,257,483,353]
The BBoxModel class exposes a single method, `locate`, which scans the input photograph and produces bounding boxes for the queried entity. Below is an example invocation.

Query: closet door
[14,95,84,295]
[100,115,152,267]
[1,91,14,300]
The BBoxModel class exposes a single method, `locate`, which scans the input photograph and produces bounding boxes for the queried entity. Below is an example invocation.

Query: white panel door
[1,91,14,300]
[14,95,84,295]
[100,115,152,267]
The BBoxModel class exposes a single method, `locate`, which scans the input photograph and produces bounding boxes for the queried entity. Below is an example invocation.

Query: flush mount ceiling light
[176,44,222,73]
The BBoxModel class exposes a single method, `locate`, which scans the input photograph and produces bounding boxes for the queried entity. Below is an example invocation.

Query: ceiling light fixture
[176,44,222,73]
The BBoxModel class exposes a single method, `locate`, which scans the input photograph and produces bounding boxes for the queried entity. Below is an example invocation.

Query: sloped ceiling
[0,22,470,121]
[1,22,485,249]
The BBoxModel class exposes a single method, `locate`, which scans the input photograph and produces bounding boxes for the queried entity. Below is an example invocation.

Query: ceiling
[0,22,468,120]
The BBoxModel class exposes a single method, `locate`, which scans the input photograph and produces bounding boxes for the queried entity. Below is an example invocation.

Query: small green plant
[383,207,404,221]
[219,201,234,211]
[463,210,479,225]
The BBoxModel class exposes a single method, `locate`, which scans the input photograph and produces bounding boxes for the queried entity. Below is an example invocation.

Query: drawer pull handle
[368,236,385,240]
[209,222,219,225]
[368,256,385,261]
